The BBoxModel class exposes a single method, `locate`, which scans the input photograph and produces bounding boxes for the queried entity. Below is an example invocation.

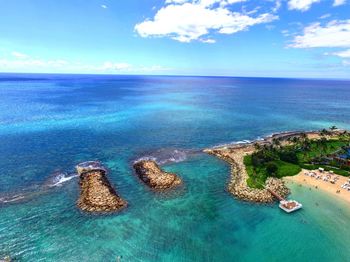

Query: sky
[0,0,350,78]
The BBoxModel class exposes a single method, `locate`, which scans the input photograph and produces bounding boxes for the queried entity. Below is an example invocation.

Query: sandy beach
[204,129,345,203]
[285,169,350,205]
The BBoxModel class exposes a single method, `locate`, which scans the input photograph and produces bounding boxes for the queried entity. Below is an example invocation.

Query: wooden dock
[266,188,302,213]
[266,188,285,201]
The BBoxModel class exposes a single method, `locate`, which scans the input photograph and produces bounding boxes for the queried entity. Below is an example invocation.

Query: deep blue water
[1,74,350,261]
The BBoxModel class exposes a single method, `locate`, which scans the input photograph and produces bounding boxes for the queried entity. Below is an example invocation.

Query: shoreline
[205,144,289,203]
[204,129,343,203]
[285,169,350,205]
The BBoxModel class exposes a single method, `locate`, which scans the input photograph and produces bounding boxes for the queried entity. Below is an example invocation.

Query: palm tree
[300,132,307,140]
[302,137,311,151]
[272,138,281,149]
[292,136,300,144]
[254,142,261,151]
[320,129,328,137]
[330,125,337,131]
[318,136,328,154]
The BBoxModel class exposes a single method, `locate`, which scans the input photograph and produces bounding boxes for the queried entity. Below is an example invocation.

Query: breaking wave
[134,148,198,165]
[0,171,78,205]
[45,172,78,187]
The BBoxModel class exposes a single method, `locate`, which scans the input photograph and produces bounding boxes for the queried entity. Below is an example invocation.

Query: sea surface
[1,73,350,261]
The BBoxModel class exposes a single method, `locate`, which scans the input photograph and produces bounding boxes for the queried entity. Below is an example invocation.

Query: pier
[266,188,285,201]
[267,188,302,213]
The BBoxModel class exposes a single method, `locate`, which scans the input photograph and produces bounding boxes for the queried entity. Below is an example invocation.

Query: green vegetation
[245,130,350,188]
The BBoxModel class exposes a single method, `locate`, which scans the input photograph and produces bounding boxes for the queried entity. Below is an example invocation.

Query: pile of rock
[265,177,290,198]
[228,176,290,203]
[206,147,290,203]
[133,160,182,190]
[76,162,127,212]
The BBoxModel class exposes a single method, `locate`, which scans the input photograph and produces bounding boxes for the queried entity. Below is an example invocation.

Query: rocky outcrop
[133,160,182,190]
[205,147,290,203]
[76,162,127,212]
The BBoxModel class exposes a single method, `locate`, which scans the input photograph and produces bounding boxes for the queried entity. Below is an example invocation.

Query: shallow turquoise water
[1,74,350,261]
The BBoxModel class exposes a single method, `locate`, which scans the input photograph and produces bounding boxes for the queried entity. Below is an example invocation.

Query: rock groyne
[76,161,127,212]
[133,160,182,190]
[205,138,292,203]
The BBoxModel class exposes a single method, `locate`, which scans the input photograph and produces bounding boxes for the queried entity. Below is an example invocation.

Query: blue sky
[0,0,349,78]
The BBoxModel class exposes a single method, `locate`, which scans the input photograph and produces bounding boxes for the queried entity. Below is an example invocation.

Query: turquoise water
[1,74,350,261]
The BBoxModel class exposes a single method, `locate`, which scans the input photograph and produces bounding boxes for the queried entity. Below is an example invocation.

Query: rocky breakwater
[76,161,127,212]
[205,146,290,203]
[133,160,182,190]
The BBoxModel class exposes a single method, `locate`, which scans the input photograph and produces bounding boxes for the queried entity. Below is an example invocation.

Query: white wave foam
[212,140,252,149]
[133,156,157,164]
[135,149,190,165]
[0,172,78,205]
[48,172,78,187]
[0,194,25,203]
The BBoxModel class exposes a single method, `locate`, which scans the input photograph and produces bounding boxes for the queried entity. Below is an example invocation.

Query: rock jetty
[205,140,291,203]
[205,129,342,203]
[133,160,182,190]
[76,161,127,212]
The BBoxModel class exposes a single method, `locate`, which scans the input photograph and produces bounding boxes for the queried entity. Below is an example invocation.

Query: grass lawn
[244,137,350,188]
[244,155,301,188]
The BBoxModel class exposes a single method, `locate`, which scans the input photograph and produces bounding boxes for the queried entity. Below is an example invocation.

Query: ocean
[1,73,350,261]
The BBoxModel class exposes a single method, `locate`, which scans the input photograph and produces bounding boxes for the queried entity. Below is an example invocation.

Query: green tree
[266,162,278,176]
[253,142,261,151]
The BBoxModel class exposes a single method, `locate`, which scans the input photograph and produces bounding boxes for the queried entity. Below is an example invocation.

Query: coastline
[204,130,341,203]
[285,170,350,205]
[205,144,289,203]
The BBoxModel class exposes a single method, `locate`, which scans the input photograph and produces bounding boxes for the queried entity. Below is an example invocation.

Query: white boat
[279,200,303,213]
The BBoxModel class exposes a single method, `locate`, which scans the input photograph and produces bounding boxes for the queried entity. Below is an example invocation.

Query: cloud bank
[290,20,350,48]
[135,0,277,43]
[290,19,350,65]
[287,0,320,11]
[0,52,168,73]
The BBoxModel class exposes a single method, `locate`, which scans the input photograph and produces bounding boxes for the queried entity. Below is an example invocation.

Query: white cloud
[101,4,107,9]
[135,1,277,43]
[0,52,168,74]
[201,38,216,43]
[290,20,350,48]
[165,0,188,4]
[331,49,350,58]
[333,0,346,6]
[0,58,68,68]
[272,0,282,12]
[101,62,131,70]
[319,13,331,19]
[11,51,29,59]
[290,20,350,67]
[165,0,245,7]
[287,0,320,11]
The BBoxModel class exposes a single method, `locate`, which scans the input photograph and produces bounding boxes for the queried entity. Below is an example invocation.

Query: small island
[205,128,350,204]
[76,161,127,212]
[133,160,182,190]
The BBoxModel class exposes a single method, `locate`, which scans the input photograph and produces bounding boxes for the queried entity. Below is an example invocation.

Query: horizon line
[0,71,350,81]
